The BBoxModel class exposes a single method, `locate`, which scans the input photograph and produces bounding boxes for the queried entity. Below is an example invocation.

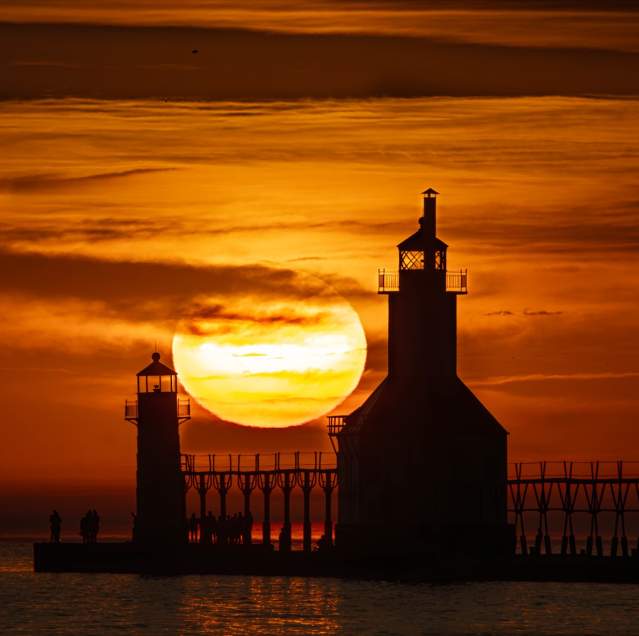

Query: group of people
[48,509,101,543]
[48,508,328,551]
[188,511,253,545]
[80,509,100,543]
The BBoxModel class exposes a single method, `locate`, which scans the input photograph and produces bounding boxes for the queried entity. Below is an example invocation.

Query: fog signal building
[333,189,511,556]
[125,353,190,545]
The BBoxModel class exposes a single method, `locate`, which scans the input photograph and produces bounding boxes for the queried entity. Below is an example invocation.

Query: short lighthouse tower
[334,189,512,557]
[125,352,190,546]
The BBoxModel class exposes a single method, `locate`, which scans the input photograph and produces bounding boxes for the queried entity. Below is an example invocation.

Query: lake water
[2,542,639,635]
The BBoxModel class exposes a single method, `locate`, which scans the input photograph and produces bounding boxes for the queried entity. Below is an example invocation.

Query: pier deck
[34,542,639,583]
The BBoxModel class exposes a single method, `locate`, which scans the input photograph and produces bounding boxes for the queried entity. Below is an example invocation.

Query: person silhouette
[231,513,240,545]
[188,513,198,542]
[204,511,214,544]
[131,512,139,542]
[245,510,253,545]
[216,513,226,546]
[315,534,328,552]
[279,526,290,552]
[80,511,89,543]
[89,509,100,543]
[49,510,61,543]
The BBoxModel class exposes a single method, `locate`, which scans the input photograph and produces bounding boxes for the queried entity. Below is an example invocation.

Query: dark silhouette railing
[377,268,399,293]
[377,268,468,294]
[180,455,639,556]
[181,451,337,552]
[327,415,347,452]
[178,398,191,420]
[446,269,468,294]
[182,451,335,473]
[327,415,347,436]
[124,400,138,421]
[508,461,639,557]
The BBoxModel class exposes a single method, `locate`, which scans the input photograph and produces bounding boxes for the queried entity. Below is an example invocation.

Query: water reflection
[2,543,639,634]
[177,577,341,635]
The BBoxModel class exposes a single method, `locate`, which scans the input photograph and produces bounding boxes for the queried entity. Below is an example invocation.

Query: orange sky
[0,3,638,533]
[2,1,639,52]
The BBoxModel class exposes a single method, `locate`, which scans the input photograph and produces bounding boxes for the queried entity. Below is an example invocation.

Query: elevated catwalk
[34,458,639,581]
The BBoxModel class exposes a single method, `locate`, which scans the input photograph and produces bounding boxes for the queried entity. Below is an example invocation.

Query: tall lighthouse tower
[334,189,511,557]
[125,352,190,546]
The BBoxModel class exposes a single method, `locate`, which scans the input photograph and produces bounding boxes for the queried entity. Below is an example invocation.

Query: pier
[181,452,337,552]
[180,454,639,559]
[32,190,639,581]
[34,454,639,581]
[509,461,639,558]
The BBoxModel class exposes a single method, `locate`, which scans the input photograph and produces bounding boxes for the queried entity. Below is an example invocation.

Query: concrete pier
[33,542,639,583]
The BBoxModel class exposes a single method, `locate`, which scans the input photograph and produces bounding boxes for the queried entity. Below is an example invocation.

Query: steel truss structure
[182,456,639,556]
[181,452,337,552]
[509,461,639,556]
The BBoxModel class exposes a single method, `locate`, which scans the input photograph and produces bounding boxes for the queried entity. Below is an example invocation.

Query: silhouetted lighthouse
[125,353,190,545]
[334,189,511,556]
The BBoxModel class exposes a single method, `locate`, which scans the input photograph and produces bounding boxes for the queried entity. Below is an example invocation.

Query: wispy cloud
[470,371,639,388]
[0,247,368,322]
[483,309,563,317]
[2,2,639,52]
[183,303,333,336]
[523,308,563,316]
[0,168,173,193]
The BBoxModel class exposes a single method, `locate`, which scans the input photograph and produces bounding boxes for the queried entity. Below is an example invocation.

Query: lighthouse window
[161,375,176,392]
[435,247,447,270]
[400,250,424,270]
[137,374,176,393]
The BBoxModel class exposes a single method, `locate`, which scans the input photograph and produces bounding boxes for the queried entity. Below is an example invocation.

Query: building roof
[347,375,508,438]
[422,187,439,196]
[397,227,448,250]
[137,352,177,376]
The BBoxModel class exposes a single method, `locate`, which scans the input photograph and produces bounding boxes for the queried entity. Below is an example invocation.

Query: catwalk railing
[180,456,639,556]
[181,452,337,552]
[508,461,639,557]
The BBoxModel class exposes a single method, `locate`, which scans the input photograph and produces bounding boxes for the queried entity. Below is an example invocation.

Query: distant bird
[192,49,199,54]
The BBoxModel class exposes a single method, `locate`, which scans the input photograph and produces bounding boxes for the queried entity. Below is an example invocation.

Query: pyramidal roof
[398,226,448,250]
[137,352,177,376]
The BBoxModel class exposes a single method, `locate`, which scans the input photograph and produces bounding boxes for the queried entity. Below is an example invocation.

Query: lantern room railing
[377,268,468,294]
[377,269,399,293]
[124,400,138,421]
[446,269,468,294]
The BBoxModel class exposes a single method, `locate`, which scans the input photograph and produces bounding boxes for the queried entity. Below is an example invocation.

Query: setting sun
[172,281,367,427]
